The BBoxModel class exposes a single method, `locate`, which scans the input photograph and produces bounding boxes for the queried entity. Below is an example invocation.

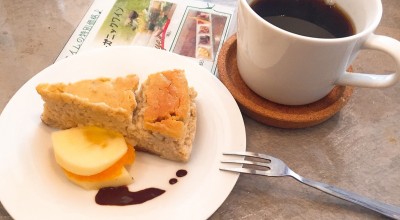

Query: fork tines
[220,151,273,176]
[222,151,274,161]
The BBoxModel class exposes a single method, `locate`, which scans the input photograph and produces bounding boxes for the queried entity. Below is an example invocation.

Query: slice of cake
[128,69,197,162]
[37,70,197,163]
[36,75,139,137]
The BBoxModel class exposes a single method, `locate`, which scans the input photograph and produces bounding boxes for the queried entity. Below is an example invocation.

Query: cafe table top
[1,0,399,219]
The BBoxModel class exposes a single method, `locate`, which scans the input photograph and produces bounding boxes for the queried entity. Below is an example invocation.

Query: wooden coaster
[217,35,353,128]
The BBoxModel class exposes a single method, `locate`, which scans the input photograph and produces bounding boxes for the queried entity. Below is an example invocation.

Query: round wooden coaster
[217,35,353,128]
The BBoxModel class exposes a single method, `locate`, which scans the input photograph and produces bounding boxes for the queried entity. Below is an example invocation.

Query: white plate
[0,46,246,220]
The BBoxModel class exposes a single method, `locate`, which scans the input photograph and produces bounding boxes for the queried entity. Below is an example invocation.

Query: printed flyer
[56,0,236,75]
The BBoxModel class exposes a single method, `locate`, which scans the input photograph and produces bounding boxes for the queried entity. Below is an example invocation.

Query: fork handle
[291,174,400,219]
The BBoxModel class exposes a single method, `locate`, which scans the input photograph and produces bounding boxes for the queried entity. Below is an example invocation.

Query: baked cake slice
[36,74,139,137]
[37,70,197,162]
[127,69,197,162]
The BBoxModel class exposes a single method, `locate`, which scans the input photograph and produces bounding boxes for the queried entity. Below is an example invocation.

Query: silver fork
[220,151,400,219]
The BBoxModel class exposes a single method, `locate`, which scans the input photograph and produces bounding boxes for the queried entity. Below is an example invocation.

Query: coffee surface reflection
[250,0,355,38]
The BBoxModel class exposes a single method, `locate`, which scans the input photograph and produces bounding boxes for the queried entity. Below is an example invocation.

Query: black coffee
[250,0,355,38]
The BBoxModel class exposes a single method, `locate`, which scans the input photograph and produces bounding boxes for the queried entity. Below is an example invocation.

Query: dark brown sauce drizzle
[95,169,188,206]
[169,169,188,185]
[169,178,178,185]
[95,186,165,206]
[176,169,187,177]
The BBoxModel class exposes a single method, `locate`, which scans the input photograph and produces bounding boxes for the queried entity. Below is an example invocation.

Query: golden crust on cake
[127,70,197,162]
[36,75,139,135]
[143,70,190,139]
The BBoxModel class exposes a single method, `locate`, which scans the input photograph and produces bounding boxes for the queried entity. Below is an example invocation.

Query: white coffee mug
[237,0,400,105]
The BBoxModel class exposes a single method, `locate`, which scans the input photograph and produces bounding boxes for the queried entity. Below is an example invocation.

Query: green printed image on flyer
[95,0,177,49]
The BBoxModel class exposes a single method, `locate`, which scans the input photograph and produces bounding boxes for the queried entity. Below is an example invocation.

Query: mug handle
[336,34,400,87]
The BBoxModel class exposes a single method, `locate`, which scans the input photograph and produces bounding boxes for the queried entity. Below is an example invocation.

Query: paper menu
[56,0,236,75]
